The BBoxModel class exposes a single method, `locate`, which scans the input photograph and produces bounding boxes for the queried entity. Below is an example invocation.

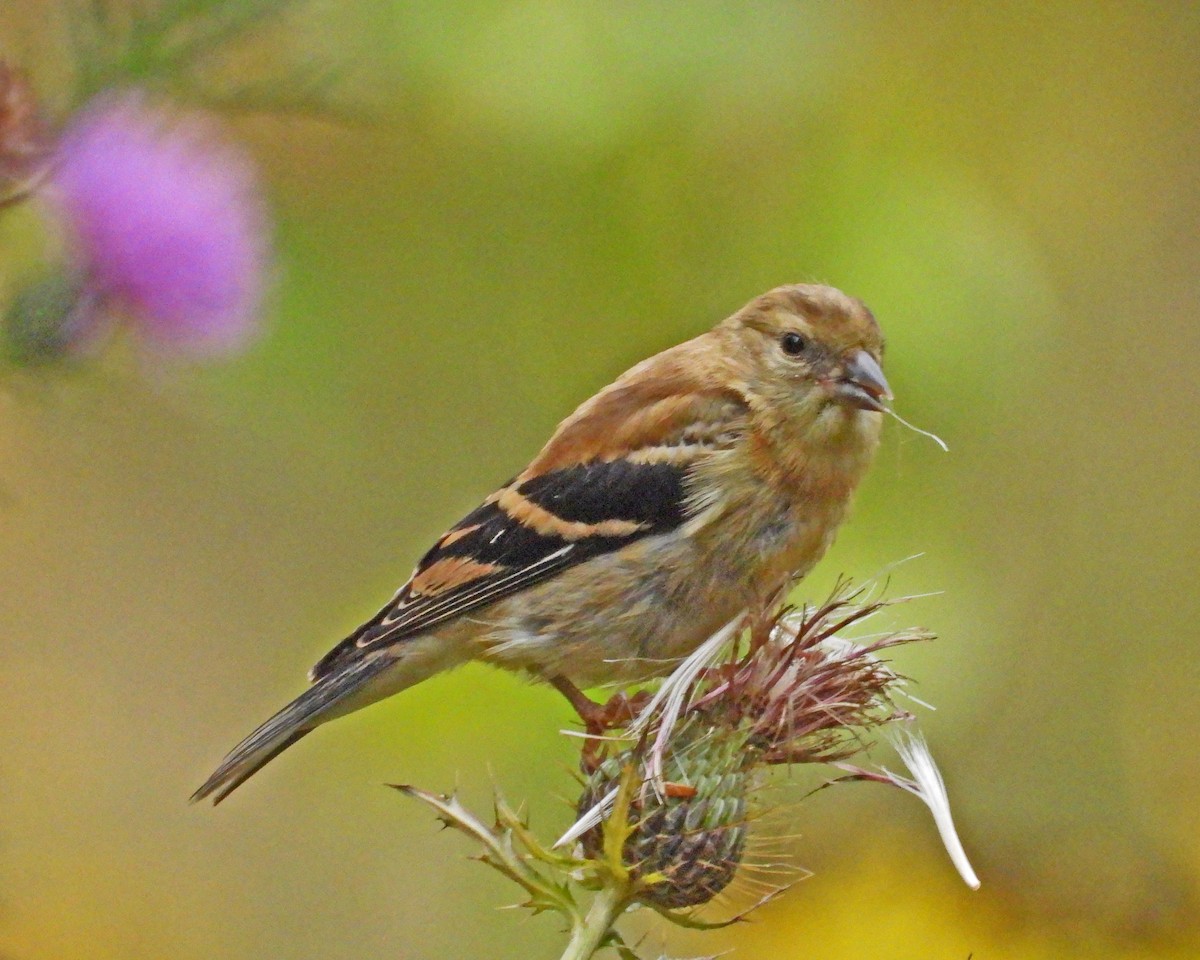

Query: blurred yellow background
[2,2,1198,958]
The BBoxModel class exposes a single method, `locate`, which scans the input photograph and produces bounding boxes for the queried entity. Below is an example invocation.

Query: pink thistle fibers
[51,92,269,356]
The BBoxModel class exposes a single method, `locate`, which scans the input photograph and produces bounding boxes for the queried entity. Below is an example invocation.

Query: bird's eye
[780,331,807,356]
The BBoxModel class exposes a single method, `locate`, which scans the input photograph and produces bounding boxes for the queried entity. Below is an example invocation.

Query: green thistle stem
[560,884,629,960]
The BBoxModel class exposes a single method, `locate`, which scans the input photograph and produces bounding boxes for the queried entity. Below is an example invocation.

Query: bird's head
[719,284,890,439]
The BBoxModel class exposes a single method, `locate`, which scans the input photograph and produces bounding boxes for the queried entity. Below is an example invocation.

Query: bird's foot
[549,676,652,772]
[549,675,608,733]
[594,688,653,729]
[549,676,650,733]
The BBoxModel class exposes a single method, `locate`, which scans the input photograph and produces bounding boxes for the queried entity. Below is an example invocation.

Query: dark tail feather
[203,729,311,805]
[191,655,394,805]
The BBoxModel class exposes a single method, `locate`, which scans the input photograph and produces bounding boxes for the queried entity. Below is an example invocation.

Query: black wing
[308,459,690,681]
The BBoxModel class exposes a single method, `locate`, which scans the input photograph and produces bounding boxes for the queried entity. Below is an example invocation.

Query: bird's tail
[191,654,397,805]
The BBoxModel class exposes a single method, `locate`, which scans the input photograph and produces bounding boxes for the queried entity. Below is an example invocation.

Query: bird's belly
[469,511,814,687]
[469,533,753,686]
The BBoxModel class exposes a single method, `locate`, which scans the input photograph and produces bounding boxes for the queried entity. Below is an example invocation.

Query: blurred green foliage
[1,2,1198,958]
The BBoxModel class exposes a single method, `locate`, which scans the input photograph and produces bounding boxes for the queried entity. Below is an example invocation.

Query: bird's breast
[469,413,878,687]
[688,411,880,585]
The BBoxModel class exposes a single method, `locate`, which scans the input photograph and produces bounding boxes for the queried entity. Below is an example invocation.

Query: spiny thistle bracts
[400,579,977,959]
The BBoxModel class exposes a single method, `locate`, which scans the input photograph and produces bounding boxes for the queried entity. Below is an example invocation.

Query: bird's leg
[549,675,612,774]
[549,675,652,730]
[748,610,774,653]
[549,676,654,772]
[549,674,608,732]
[747,586,787,655]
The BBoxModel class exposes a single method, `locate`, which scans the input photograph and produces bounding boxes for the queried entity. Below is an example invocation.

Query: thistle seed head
[570,580,937,912]
[578,722,753,908]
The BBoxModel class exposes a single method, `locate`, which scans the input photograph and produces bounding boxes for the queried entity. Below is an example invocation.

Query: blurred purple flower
[51,92,269,356]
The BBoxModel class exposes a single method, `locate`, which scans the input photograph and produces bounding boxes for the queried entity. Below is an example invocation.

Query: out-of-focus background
[2,2,1198,957]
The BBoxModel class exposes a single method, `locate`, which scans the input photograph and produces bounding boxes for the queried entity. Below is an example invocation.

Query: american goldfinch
[193,283,890,803]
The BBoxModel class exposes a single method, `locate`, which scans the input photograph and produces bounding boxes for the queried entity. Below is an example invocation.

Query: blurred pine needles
[66,0,346,117]
[1,0,356,371]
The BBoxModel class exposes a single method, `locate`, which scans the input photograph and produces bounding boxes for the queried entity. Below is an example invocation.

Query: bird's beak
[835,350,892,412]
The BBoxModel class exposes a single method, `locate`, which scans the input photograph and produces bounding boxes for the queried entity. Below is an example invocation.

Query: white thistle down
[880,727,981,890]
[555,785,617,849]
[628,614,745,789]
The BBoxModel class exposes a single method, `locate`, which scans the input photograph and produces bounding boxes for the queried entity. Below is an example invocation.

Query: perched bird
[193,283,890,804]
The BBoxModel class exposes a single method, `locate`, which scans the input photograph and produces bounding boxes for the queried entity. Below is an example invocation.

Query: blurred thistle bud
[0,61,51,194]
[2,267,97,366]
[47,91,270,358]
